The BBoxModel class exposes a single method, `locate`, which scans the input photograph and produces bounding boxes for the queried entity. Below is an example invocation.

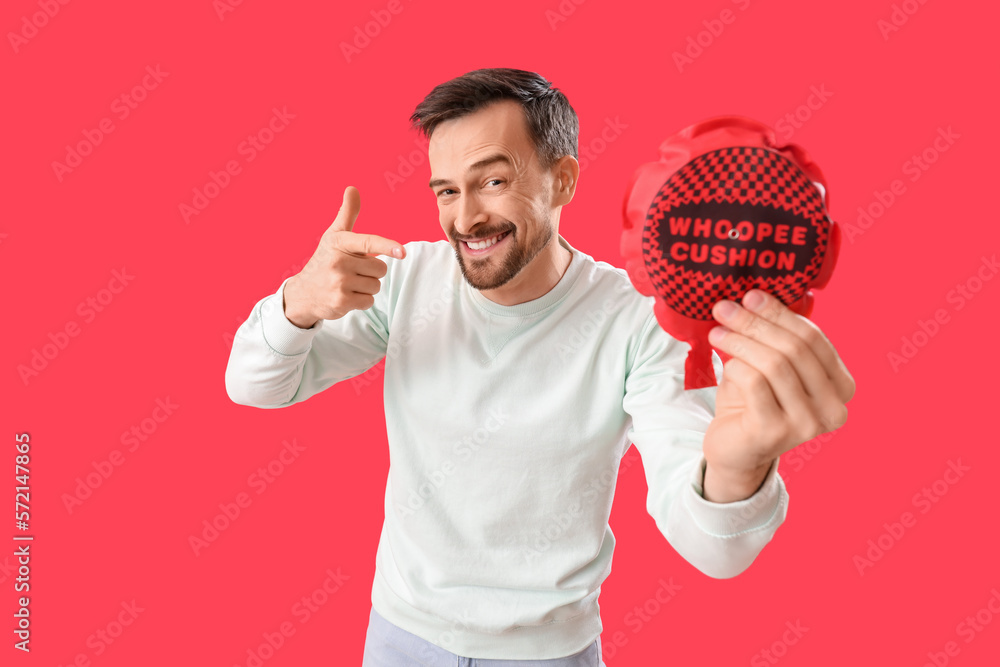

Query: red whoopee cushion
[620,115,841,390]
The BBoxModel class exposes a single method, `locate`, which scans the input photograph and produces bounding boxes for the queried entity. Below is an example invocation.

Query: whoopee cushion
[620,115,840,390]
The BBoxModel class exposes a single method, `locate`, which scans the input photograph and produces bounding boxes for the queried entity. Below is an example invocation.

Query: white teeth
[467,231,507,250]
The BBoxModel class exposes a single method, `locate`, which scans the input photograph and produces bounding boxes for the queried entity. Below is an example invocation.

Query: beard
[451,217,555,291]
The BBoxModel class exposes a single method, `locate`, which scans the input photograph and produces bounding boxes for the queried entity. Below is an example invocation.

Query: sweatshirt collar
[468,234,583,318]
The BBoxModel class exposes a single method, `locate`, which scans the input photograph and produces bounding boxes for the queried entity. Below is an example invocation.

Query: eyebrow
[428,153,512,190]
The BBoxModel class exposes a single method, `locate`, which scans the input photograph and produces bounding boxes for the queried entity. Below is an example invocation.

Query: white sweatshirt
[225,234,789,660]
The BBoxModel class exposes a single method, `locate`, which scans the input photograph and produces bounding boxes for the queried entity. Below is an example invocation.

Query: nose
[453,192,489,237]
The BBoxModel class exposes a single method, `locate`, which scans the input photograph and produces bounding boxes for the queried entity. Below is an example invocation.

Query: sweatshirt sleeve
[622,310,789,579]
[224,267,392,409]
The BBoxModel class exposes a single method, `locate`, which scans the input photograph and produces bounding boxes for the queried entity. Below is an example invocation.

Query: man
[225,68,855,666]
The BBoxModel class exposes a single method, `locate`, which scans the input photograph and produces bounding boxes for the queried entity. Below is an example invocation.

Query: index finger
[334,231,406,259]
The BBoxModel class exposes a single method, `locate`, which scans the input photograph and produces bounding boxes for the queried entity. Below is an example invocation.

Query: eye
[437,188,455,197]
[487,179,504,187]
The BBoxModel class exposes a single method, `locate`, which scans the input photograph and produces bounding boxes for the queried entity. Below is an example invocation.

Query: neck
[480,235,573,307]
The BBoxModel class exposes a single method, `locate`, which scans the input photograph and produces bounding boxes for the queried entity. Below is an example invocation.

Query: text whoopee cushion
[620,115,840,390]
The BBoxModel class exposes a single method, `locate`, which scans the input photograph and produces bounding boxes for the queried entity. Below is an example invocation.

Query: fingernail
[393,248,403,259]
[709,326,728,344]
[743,290,765,311]
[715,300,738,318]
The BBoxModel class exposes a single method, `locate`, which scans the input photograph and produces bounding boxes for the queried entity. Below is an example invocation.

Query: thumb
[328,186,361,233]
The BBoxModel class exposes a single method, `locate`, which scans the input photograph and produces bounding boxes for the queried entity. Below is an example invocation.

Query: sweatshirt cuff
[259,278,324,356]
[684,456,784,537]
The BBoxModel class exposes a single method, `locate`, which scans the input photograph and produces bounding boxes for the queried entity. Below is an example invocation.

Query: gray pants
[361,606,606,666]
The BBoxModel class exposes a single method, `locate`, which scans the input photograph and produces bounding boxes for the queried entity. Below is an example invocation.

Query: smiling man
[225,67,854,666]
[425,97,572,303]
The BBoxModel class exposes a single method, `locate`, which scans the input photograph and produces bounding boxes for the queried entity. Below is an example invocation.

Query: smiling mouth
[461,230,511,253]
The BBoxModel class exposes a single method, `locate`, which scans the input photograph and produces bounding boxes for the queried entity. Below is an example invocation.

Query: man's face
[427,100,568,291]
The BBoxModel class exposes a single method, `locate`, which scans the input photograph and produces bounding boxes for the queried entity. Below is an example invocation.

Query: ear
[551,154,580,207]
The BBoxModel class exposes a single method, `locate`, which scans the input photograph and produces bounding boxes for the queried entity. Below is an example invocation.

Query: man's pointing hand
[282,186,406,329]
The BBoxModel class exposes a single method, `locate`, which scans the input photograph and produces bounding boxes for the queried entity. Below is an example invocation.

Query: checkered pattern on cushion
[641,146,830,321]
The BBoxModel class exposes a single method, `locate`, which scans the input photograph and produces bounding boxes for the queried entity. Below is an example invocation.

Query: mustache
[452,228,513,242]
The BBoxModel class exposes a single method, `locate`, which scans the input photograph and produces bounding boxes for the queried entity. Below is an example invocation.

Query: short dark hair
[409,68,579,170]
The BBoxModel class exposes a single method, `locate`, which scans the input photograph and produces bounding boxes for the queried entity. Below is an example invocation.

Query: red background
[4,0,998,665]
